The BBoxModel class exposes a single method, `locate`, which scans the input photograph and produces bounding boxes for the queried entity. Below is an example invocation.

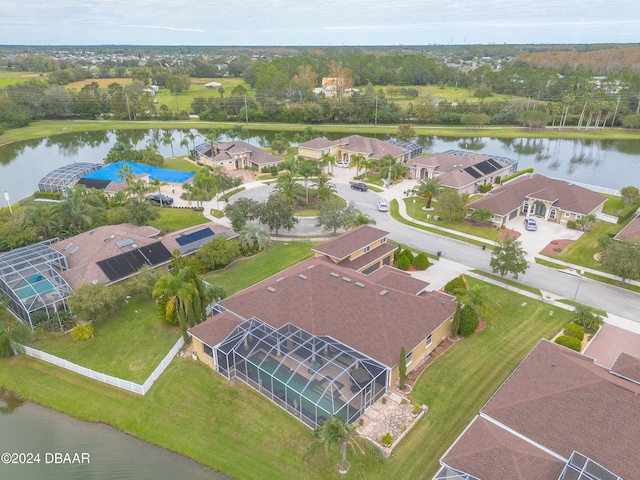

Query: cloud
[123,25,206,33]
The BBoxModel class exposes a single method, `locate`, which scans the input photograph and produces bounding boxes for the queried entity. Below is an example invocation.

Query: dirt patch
[540,239,574,257]
[405,336,455,388]
[500,228,520,240]
[476,319,485,332]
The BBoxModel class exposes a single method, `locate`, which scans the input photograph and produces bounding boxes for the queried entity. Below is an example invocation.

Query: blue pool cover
[83,161,195,183]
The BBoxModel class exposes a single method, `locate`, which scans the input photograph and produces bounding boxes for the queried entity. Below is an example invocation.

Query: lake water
[0,388,226,480]
[1,128,640,201]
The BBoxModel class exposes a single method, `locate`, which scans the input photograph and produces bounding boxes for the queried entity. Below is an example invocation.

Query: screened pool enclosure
[216,318,389,428]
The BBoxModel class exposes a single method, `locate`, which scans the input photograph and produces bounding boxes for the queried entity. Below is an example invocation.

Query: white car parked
[378,200,389,212]
[336,161,349,168]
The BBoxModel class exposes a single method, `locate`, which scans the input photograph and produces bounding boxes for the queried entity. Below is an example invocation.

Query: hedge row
[34,191,63,200]
[501,168,534,185]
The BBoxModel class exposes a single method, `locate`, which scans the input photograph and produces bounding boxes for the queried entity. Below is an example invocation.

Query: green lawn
[204,241,317,295]
[555,221,621,269]
[402,197,502,242]
[162,156,200,172]
[388,278,572,477]
[0,71,43,87]
[149,207,209,234]
[154,78,251,112]
[602,194,625,216]
[28,297,180,384]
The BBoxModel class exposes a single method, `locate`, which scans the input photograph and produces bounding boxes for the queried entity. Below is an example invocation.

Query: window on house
[576,215,582,220]
[565,212,571,217]
[426,335,432,347]
[406,351,413,365]
[364,245,370,253]
[381,238,386,244]
[203,343,214,358]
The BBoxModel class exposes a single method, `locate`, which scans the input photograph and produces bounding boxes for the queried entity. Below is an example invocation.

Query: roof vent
[131,244,138,249]
[89,230,94,235]
[64,242,73,251]
[298,274,307,280]
[110,234,115,239]
[355,282,365,288]
[379,289,388,296]
[342,277,352,283]
[70,246,80,255]
[276,277,284,282]
[267,287,276,293]
[307,264,315,269]
[330,272,340,278]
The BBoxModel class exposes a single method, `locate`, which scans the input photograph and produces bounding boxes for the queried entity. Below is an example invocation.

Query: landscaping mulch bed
[405,336,456,388]
[540,239,575,256]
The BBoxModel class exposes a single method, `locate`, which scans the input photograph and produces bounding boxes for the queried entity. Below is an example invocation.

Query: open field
[377,84,518,107]
[155,78,250,112]
[65,77,134,89]
[0,71,43,87]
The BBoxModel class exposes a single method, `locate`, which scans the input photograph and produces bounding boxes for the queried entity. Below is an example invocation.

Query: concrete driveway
[504,215,584,261]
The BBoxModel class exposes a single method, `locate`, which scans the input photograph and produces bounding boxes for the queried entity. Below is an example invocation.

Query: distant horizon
[2,0,638,46]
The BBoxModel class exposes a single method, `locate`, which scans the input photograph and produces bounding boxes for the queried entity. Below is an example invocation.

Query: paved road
[232,180,640,322]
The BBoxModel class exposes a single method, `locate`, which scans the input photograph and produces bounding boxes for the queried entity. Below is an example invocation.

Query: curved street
[209,166,640,325]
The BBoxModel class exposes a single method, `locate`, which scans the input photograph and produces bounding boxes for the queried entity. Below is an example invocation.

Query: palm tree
[52,185,105,235]
[152,267,218,342]
[149,177,168,206]
[319,152,336,175]
[227,124,246,140]
[205,128,223,166]
[185,131,197,151]
[573,305,604,330]
[416,177,442,209]
[116,164,135,185]
[577,213,597,231]
[458,284,495,322]
[180,137,190,156]
[297,159,321,204]
[346,210,376,230]
[313,174,337,203]
[238,224,270,252]
[349,154,364,176]
[275,172,305,206]
[306,415,382,473]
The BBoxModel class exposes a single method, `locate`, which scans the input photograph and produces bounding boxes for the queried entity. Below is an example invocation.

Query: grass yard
[149,207,209,234]
[161,156,200,172]
[204,241,317,296]
[388,277,573,478]
[28,297,180,384]
[66,77,134,90]
[602,194,625,216]
[154,78,251,112]
[556,221,621,269]
[0,71,43,87]
[402,197,502,242]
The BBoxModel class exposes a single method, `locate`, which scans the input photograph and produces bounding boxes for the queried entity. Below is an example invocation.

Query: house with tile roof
[436,339,639,480]
[297,134,412,166]
[614,215,640,241]
[193,140,283,171]
[406,151,513,195]
[468,174,606,227]
[188,228,457,427]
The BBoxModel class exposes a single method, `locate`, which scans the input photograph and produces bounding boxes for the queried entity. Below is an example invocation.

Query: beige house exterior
[298,135,409,166]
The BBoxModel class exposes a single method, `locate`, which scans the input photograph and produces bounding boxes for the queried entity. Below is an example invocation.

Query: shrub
[401,248,414,263]
[501,168,534,184]
[494,176,501,184]
[34,191,62,200]
[451,304,461,337]
[413,253,430,270]
[398,347,407,389]
[617,203,640,224]
[444,276,467,295]
[381,433,394,447]
[567,220,576,229]
[397,255,411,271]
[393,244,404,262]
[564,323,585,342]
[71,323,94,341]
[458,306,478,337]
[478,184,492,193]
[555,335,582,352]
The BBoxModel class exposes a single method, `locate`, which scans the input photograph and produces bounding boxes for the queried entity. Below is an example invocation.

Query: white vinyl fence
[23,337,185,396]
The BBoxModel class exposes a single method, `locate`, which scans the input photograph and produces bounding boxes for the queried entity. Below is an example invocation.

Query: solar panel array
[97,242,171,282]
[463,166,483,179]
[176,227,215,246]
[76,178,111,190]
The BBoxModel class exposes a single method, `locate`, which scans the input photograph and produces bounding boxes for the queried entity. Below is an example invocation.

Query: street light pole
[573,269,585,301]
[412,199,416,223]
[4,191,12,214]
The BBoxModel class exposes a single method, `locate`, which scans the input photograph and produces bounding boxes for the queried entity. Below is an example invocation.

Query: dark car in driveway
[350,182,368,192]
[146,193,174,206]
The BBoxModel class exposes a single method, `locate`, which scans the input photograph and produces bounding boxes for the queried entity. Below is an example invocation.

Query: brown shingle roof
[337,135,404,160]
[366,265,429,295]
[298,138,342,150]
[189,311,243,347]
[160,222,237,254]
[441,416,565,479]
[205,257,457,367]
[337,243,397,272]
[478,340,640,479]
[583,323,640,369]
[469,174,606,216]
[312,225,390,261]
[610,351,640,385]
[614,215,640,241]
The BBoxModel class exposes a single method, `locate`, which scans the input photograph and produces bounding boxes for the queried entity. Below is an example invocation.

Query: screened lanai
[38,162,103,193]
[0,240,72,329]
[216,317,389,428]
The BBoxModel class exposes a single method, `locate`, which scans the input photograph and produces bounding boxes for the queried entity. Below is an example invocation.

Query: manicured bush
[567,220,576,229]
[393,244,404,262]
[397,255,411,271]
[501,168,534,184]
[555,335,582,352]
[617,203,640,224]
[71,323,94,341]
[564,323,585,342]
[451,303,461,337]
[494,176,501,184]
[413,253,430,270]
[478,184,493,193]
[401,248,414,263]
[398,347,407,389]
[381,432,394,447]
[444,276,467,295]
[458,306,478,337]
[34,191,62,200]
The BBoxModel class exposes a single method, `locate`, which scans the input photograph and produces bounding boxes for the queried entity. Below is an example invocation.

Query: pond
[0,388,227,480]
[1,128,640,202]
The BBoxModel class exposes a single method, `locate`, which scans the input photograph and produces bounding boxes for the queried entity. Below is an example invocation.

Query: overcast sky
[1,0,639,46]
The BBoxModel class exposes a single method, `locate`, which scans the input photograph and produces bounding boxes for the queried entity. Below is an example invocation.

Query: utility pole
[244,95,249,124]
[125,93,132,123]
[374,95,378,127]
[173,85,179,112]
[611,95,621,128]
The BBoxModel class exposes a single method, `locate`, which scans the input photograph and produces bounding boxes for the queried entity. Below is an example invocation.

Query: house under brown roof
[470,174,606,217]
[614,215,640,241]
[197,256,457,368]
[440,339,640,479]
[610,351,640,385]
[312,225,389,261]
[336,134,405,160]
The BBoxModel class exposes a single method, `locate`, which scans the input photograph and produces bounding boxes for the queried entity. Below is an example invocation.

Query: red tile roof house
[297,134,412,165]
[188,226,457,427]
[468,174,606,227]
[193,140,283,171]
[406,152,513,196]
[436,339,640,480]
